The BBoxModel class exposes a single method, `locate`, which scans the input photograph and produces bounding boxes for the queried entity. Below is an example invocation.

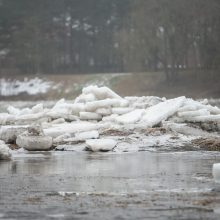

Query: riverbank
[0,71,219,101]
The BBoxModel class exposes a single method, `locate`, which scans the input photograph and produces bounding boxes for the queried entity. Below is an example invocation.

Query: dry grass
[192,138,220,151]
[1,70,220,100]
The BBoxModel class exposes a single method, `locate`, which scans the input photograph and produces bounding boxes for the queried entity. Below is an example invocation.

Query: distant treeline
[0,0,220,79]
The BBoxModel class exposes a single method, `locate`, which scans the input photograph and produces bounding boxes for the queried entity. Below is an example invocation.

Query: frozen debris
[44,121,109,138]
[116,109,145,124]
[75,93,96,103]
[142,96,186,127]
[85,98,128,112]
[46,111,78,122]
[0,140,11,160]
[213,163,220,183]
[126,96,164,109]
[75,130,99,141]
[95,108,112,116]
[56,144,87,152]
[79,112,102,120]
[179,98,220,115]
[183,115,220,123]
[112,107,133,115]
[177,109,210,118]
[53,133,72,144]
[102,114,118,122]
[27,125,44,136]
[7,106,21,115]
[31,103,44,114]
[0,126,28,143]
[50,118,66,124]
[0,113,16,125]
[16,135,53,151]
[16,125,53,151]
[164,122,216,137]
[86,139,117,152]
[82,85,122,100]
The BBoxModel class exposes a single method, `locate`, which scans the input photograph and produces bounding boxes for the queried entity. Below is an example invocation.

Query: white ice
[213,163,220,183]
[112,107,133,115]
[75,130,99,140]
[95,108,112,116]
[44,121,109,138]
[82,85,122,100]
[79,112,102,120]
[142,96,186,127]
[86,139,117,152]
[0,140,11,160]
[116,109,145,124]
[1,85,220,153]
[85,98,128,112]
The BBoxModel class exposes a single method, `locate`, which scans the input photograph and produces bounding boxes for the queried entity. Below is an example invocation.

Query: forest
[0,0,220,80]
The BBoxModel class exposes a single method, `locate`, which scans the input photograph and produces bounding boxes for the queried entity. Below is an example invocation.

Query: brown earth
[0,70,219,101]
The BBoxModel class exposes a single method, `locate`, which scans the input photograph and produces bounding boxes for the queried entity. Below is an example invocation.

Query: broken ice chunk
[142,96,185,127]
[112,107,133,115]
[213,163,220,183]
[16,135,53,151]
[75,130,99,140]
[85,99,128,112]
[0,125,28,143]
[86,139,117,152]
[116,109,145,124]
[184,115,220,123]
[177,109,210,118]
[102,114,119,122]
[79,112,102,120]
[31,103,44,114]
[7,106,20,115]
[82,85,122,100]
[44,122,108,138]
[0,140,11,160]
[15,124,53,151]
[95,108,112,116]
[75,93,96,103]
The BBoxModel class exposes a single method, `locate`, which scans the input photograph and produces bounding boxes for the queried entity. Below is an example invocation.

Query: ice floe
[86,139,117,152]
[0,140,11,160]
[0,85,219,153]
[213,163,220,183]
[16,125,53,151]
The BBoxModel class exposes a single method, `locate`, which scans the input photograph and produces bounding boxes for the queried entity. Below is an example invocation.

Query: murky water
[1,151,220,219]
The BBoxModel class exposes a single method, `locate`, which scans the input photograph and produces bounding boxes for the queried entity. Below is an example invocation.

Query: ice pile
[0,85,219,154]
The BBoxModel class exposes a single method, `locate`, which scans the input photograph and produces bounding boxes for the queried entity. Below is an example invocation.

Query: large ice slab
[116,109,145,124]
[142,97,186,127]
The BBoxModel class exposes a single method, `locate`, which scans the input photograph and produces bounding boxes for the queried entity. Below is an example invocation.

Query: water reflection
[1,151,220,194]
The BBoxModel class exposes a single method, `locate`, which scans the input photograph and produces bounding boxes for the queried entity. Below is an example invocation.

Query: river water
[1,150,220,219]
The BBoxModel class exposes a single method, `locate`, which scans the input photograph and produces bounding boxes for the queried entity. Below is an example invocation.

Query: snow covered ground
[0,77,59,96]
[0,85,220,157]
